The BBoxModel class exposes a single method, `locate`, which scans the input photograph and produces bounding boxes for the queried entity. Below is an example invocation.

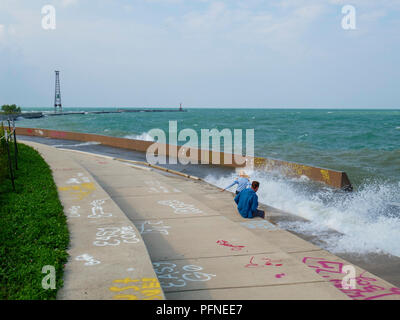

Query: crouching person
[234,181,265,219]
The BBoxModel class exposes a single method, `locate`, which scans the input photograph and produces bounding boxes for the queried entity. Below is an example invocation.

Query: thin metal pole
[5,131,16,191]
[13,120,18,170]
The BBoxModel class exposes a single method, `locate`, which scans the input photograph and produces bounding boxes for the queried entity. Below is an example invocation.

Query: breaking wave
[205,170,400,257]
[124,132,155,142]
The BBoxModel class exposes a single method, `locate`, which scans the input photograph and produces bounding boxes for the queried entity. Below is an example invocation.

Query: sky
[0,0,399,109]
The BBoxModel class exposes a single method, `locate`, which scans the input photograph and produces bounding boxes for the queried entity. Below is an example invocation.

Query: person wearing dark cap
[234,181,265,219]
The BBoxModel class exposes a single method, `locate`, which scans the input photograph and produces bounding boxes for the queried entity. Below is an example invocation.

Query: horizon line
[20,106,400,110]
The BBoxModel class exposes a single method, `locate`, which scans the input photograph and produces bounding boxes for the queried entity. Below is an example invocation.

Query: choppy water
[15,107,400,257]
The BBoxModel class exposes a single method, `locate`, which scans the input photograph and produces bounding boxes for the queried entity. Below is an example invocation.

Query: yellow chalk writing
[113,278,139,284]
[110,278,163,300]
[59,183,96,200]
[113,294,138,300]
[109,286,140,292]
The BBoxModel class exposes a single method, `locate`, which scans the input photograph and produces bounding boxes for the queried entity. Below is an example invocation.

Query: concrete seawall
[16,127,352,190]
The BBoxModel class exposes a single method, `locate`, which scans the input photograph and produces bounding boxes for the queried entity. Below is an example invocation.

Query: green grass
[0,143,69,300]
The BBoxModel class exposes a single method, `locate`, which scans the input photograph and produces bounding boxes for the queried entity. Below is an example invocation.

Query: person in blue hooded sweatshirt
[234,181,265,219]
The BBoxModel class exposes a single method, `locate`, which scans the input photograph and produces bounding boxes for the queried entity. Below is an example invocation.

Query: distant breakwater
[0,112,44,121]
[1,108,186,121]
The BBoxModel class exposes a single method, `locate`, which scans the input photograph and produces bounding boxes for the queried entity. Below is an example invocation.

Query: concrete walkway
[23,141,400,300]
[23,141,164,300]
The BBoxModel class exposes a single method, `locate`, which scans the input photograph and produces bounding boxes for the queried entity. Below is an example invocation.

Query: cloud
[145,0,184,3]
[0,24,4,43]
[60,0,79,7]
[0,0,399,108]
[164,0,327,54]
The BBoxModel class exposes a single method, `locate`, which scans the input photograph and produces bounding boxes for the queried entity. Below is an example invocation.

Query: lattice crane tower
[54,70,62,112]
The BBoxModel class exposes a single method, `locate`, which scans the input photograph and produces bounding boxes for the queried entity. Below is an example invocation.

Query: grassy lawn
[0,143,69,300]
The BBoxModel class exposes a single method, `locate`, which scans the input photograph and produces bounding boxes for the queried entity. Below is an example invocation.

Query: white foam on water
[205,171,400,257]
[124,132,155,142]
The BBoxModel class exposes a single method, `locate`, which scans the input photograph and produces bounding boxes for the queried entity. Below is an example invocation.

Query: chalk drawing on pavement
[245,256,283,268]
[153,262,216,289]
[157,200,203,215]
[59,183,96,200]
[67,205,81,218]
[75,254,101,266]
[145,180,181,194]
[88,199,112,219]
[93,226,140,247]
[109,277,163,300]
[302,257,400,300]
[138,221,171,235]
[216,240,246,251]
[59,173,96,200]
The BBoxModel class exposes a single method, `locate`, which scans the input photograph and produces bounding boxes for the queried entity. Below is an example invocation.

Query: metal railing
[1,119,19,191]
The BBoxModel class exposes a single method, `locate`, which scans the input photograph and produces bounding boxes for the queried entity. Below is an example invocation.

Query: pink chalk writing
[302,257,400,300]
[329,271,400,300]
[245,256,283,268]
[275,273,286,279]
[216,240,245,251]
[302,257,345,274]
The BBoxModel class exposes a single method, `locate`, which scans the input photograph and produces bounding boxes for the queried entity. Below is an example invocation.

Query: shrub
[1,104,21,114]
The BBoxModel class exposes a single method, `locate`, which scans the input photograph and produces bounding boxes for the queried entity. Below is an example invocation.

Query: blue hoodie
[234,188,259,218]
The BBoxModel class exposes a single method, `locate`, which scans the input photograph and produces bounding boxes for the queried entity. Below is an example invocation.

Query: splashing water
[205,171,400,257]
[124,132,155,142]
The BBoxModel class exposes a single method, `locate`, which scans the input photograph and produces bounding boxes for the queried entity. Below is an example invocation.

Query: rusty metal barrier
[15,127,353,191]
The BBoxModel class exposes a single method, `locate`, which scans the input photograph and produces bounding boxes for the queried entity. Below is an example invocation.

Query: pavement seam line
[164,280,332,294]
